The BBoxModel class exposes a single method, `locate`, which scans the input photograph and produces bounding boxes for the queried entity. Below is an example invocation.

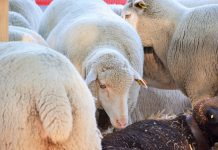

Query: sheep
[130,47,191,123]
[0,42,102,150]
[9,26,48,46]
[102,97,218,150]
[39,0,146,129]
[177,0,218,7]
[97,87,191,132]
[122,0,218,102]
[9,0,43,31]
[107,4,191,124]
[130,87,191,123]
[9,11,31,29]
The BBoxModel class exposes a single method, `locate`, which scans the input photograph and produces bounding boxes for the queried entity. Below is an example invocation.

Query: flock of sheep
[1,0,218,149]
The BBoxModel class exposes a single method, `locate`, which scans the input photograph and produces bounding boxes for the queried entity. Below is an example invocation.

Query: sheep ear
[131,68,148,88]
[133,0,149,9]
[85,69,97,85]
[135,78,147,88]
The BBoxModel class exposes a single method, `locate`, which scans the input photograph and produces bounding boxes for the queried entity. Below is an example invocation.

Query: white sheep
[107,3,191,123]
[9,0,43,31]
[130,87,191,123]
[9,26,48,46]
[122,0,218,102]
[0,42,101,150]
[39,0,146,129]
[9,11,31,29]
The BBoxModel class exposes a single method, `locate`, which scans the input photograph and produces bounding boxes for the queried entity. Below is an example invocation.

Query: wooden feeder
[0,0,9,42]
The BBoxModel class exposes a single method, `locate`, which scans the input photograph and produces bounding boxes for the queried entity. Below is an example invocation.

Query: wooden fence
[0,0,8,42]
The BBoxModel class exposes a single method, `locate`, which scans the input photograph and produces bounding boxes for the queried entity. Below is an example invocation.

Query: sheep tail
[36,85,73,144]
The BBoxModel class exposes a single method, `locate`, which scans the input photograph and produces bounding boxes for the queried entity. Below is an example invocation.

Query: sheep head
[193,97,218,146]
[84,49,146,129]
[122,0,186,89]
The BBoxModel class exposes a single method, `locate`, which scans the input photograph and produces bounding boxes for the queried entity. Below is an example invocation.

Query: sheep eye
[206,110,216,122]
[100,84,106,89]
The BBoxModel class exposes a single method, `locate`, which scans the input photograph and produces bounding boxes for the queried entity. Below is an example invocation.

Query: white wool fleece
[123,0,218,101]
[42,0,146,129]
[9,0,43,31]
[0,42,101,150]
[9,26,49,46]
[9,11,31,29]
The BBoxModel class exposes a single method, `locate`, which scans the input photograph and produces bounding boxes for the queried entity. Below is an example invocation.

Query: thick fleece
[0,42,101,150]
[9,26,48,46]
[39,0,145,129]
[9,0,43,30]
[123,0,218,101]
[9,11,31,29]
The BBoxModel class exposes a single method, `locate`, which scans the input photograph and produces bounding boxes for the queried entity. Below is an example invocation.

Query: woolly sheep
[0,42,101,150]
[130,47,191,123]
[97,87,191,131]
[9,26,48,46]
[102,97,218,150]
[9,0,43,31]
[122,0,218,101]
[108,5,191,123]
[39,0,146,129]
[9,11,31,29]
[130,87,191,123]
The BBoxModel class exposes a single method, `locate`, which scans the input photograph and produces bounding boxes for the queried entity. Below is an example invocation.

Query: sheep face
[97,68,131,129]
[122,0,173,48]
[85,51,146,129]
[194,97,218,141]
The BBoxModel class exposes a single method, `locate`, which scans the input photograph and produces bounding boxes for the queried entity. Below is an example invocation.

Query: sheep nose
[205,107,218,123]
[116,119,127,129]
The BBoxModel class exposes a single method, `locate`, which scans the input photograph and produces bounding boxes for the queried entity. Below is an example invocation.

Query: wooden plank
[0,0,9,42]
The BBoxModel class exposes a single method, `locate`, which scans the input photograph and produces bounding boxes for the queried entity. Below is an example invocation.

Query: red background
[35,0,127,5]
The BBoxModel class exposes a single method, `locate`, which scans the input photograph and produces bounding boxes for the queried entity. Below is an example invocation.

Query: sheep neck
[186,115,209,150]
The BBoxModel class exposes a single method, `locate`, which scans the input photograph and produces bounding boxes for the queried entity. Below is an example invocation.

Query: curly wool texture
[102,115,194,150]
[9,0,43,31]
[0,42,101,150]
[40,0,144,128]
[9,26,48,46]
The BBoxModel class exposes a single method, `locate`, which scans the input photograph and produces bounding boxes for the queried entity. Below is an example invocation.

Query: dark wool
[102,115,195,150]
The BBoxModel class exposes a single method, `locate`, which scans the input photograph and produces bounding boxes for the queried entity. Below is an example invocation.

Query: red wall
[35,0,127,5]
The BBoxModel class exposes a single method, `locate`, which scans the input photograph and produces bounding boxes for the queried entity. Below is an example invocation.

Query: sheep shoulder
[167,5,218,100]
